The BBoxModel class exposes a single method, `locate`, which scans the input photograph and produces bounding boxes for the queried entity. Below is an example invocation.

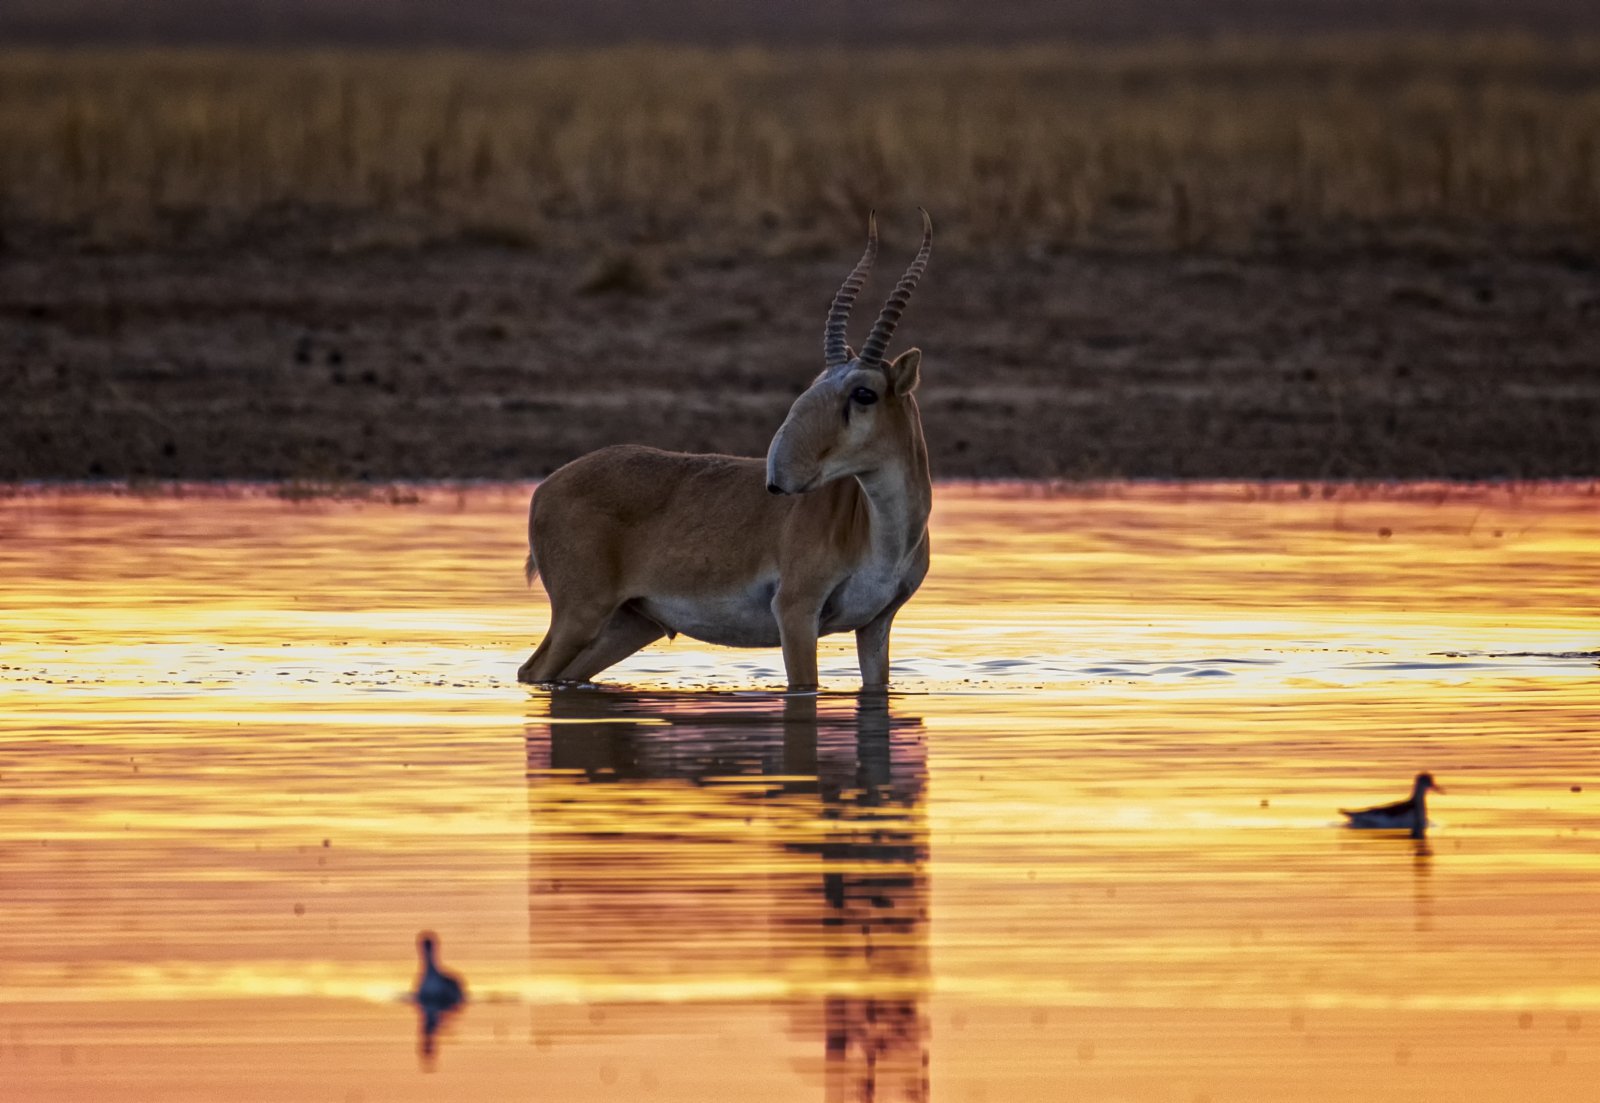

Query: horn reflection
[526,690,929,1102]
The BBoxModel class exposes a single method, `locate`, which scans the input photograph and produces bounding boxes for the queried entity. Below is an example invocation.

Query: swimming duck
[1340,773,1443,833]
[414,931,466,1010]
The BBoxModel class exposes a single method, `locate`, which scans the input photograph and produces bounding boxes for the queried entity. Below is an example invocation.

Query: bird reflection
[416,1002,458,1070]
[1412,835,1434,933]
[526,689,929,1102]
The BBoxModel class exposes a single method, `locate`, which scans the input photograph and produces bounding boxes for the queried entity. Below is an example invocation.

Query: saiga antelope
[518,211,933,691]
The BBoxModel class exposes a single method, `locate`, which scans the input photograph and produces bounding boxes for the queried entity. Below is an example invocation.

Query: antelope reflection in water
[525,691,929,1102]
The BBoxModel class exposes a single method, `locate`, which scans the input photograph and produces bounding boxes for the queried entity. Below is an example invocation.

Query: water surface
[1,483,1597,1100]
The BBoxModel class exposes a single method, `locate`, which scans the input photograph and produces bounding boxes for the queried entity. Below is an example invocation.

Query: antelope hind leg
[517,602,616,685]
[517,638,555,684]
[555,605,666,684]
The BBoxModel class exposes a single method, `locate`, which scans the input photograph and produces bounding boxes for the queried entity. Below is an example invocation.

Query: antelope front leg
[773,588,821,692]
[855,606,897,690]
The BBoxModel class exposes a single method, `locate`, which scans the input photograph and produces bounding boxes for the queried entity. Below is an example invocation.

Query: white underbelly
[636,589,782,649]
[633,570,905,649]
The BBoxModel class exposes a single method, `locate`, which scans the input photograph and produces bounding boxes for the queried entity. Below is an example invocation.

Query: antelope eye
[850,386,879,406]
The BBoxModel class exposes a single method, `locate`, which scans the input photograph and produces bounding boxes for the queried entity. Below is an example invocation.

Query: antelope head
[766,210,933,496]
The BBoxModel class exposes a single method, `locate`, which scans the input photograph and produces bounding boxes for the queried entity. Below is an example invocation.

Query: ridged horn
[824,211,878,367]
[858,208,933,368]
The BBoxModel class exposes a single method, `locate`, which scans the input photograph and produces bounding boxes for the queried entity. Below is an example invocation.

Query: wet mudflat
[4,245,1598,485]
[1,482,1596,1101]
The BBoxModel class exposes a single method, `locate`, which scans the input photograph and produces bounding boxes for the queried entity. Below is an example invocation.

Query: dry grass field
[2,40,1598,481]
[4,39,1600,253]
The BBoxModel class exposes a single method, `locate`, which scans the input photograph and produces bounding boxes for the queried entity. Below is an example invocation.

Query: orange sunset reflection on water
[0,482,1597,1101]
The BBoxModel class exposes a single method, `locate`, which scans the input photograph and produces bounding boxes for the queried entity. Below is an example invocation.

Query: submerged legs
[555,605,665,683]
[517,603,663,685]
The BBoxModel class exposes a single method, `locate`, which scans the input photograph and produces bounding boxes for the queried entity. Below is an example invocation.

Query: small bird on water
[1340,772,1444,835]
[414,930,466,1010]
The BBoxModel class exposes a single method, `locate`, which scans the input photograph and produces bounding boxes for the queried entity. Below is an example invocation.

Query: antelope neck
[855,446,930,564]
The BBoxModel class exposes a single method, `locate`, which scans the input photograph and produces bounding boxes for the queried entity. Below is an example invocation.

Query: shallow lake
[1,482,1596,1101]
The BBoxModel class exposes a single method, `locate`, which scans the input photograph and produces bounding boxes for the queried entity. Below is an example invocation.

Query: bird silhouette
[1340,773,1443,836]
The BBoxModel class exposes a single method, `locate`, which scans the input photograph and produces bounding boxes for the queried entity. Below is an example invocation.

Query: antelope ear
[887,348,921,396]
[845,344,858,363]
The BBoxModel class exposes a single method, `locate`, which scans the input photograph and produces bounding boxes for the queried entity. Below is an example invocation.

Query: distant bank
[4,0,1600,48]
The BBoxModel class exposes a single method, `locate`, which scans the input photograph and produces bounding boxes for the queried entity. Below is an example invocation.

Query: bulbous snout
[765,459,803,495]
[765,420,813,496]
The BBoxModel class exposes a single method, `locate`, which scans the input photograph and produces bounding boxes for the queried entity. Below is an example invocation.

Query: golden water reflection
[0,483,1597,1100]
[527,691,928,1100]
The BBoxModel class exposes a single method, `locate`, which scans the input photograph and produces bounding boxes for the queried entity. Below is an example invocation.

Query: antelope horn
[858,208,933,368]
[824,210,878,367]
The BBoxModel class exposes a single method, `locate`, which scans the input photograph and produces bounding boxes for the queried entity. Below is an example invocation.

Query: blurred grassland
[3,36,1600,253]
